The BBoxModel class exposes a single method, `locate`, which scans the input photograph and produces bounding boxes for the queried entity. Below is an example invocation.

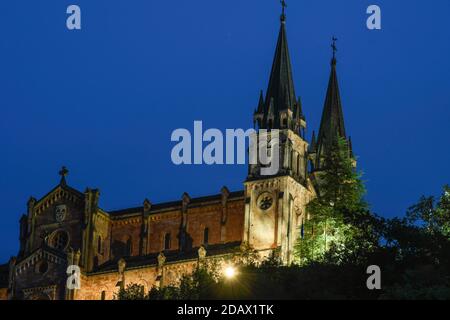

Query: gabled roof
[29,170,245,221]
[15,245,67,266]
[32,182,85,214]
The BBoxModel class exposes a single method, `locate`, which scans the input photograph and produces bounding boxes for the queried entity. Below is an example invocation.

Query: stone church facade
[0,8,353,300]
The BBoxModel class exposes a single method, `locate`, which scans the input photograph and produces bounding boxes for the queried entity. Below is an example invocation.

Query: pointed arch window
[164,233,171,251]
[97,235,103,255]
[289,151,294,171]
[126,237,132,256]
[203,228,209,246]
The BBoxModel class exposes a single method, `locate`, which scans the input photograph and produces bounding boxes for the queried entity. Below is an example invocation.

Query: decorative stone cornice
[23,285,57,300]
[248,178,281,191]
[15,248,65,275]
[149,212,180,222]
[34,187,83,215]
[112,217,142,226]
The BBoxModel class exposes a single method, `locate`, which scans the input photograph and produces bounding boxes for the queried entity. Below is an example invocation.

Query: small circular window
[258,193,274,211]
[35,261,48,274]
[49,230,69,251]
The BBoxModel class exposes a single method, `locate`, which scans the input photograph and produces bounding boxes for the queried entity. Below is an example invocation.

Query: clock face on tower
[257,193,274,211]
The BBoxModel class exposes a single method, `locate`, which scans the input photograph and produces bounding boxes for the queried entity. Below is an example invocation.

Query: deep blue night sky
[1,0,449,261]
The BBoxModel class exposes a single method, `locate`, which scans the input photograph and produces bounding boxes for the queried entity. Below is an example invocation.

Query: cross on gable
[59,166,69,185]
[59,166,69,178]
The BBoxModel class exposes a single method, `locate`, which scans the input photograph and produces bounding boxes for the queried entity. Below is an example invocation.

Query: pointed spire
[293,100,299,120]
[254,90,265,128]
[296,96,304,120]
[316,37,347,159]
[256,90,265,114]
[310,130,317,152]
[263,3,297,128]
[252,2,305,134]
[267,98,275,122]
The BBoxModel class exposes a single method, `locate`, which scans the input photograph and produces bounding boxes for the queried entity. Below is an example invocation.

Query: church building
[0,7,353,300]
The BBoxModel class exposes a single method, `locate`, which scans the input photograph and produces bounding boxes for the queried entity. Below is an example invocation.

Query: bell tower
[243,4,314,265]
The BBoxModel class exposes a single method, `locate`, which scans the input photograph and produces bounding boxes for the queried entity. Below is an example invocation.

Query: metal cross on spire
[280,0,287,22]
[281,0,287,13]
[331,36,338,59]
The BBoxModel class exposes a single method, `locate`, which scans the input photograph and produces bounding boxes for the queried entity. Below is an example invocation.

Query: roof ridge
[108,190,244,216]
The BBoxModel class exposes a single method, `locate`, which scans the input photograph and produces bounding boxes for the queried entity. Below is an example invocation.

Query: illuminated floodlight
[223,266,237,279]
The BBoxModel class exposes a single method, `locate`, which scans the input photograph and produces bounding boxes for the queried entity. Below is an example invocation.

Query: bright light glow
[224,266,236,279]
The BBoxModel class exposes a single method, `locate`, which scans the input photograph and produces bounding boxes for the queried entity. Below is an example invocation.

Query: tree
[117,184,450,300]
[115,283,147,300]
[406,185,450,237]
[295,137,376,265]
[148,265,220,300]
[375,185,450,299]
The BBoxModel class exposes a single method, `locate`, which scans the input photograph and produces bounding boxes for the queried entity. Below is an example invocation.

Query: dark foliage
[117,178,450,300]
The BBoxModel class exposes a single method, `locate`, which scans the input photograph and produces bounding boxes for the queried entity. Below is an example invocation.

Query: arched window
[297,154,301,176]
[100,291,106,300]
[49,230,69,251]
[300,155,306,178]
[35,261,48,274]
[126,237,132,256]
[97,235,103,255]
[164,233,171,251]
[203,228,209,246]
[290,151,293,170]
[291,152,297,174]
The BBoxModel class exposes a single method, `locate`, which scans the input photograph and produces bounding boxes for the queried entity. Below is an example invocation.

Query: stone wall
[110,217,142,258]
[108,198,245,257]
[7,184,246,300]
[30,187,84,254]
[148,211,181,253]
[93,212,112,266]
[74,249,244,301]
[13,248,68,300]
[224,200,246,242]
[75,259,199,300]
